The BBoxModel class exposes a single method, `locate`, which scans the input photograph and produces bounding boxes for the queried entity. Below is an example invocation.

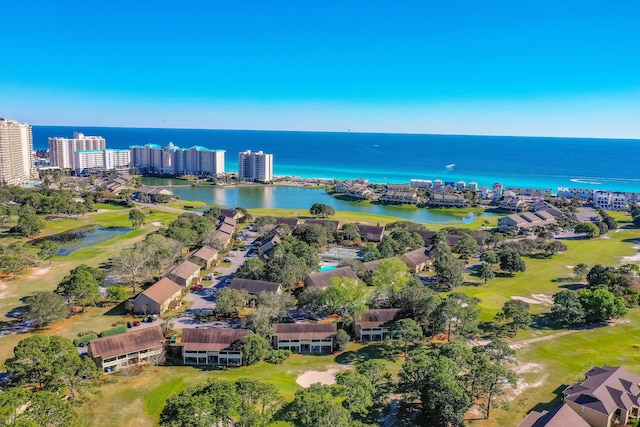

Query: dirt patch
[509,362,548,396]
[566,265,574,269]
[28,267,51,277]
[152,222,163,226]
[296,365,350,388]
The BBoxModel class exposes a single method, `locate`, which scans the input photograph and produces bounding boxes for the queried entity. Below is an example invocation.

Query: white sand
[530,294,554,305]
[296,366,350,388]
[565,265,574,269]
[152,222,163,226]
[511,296,543,305]
[29,267,51,277]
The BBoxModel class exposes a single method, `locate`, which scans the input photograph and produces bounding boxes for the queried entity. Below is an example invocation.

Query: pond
[166,185,494,224]
[31,225,132,256]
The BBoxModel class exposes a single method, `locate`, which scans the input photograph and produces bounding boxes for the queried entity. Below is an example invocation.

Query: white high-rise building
[0,118,34,185]
[49,132,106,169]
[238,150,273,183]
[73,149,131,174]
[130,143,225,176]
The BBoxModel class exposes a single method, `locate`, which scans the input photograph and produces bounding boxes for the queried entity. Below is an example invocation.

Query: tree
[499,248,526,276]
[23,292,69,327]
[575,222,600,238]
[338,223,361,242]
[371,258,412,304]
[573,263,589,281]
[55,264,104,307]
[633,215,640,228]
[38,240,59,265]
[550,290,585,326]
[433,253,465,290]
[389,318,424,360]
[128,209,146,228]
[201,229,227,251]
[335,370,376,415]
[453,233,479,258]
[477,262,495,284]
[356,359,390,387]
[320,276,368,328]
[480,250,498,264]
[235,378,282,423]
[334,329,350,351]
[241,333,269,365]
[399,352,471,427]
[359,245,382,262]
[6,334,99,398]
[0,389,79,426]
[472,340,517,419]
[110,247,153,293]
[235,257,266,280]
[106,285,129,302]
[309,203,335,218]
[284,384,353,427]
[203,204,222,221]
[578,288,627,323]
[216,288,250,317]
[497,299,531,333]
[16,213,46,236]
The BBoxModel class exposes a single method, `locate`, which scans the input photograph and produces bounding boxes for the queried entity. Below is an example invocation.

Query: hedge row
[99,325,128,337]
[73,333,99,347]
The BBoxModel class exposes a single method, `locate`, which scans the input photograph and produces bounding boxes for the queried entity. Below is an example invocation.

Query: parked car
[127,321,133,328]
[228,253,236,257]
[133,320,141,327]
[192,284,203,291]
[224,258,232,263]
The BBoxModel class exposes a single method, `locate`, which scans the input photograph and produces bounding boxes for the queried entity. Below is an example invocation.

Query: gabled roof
[181,328,250,351]
[88,326,164,360]
[304,219,340,230]
[518,403,591,427]
[563,365,640,416]
[275,217,300,229]
[192,246,218,261]
[355,309,401,329]
[221,216,236,227]
[356,224,385,241]
[136,277,182,304]
[216,222,235,235]
[273,323,337,340]
[401,247,432,266]
[168,260,201,281]
[305,266,359,289]
[220,208,239,219]
[230,278,281,294]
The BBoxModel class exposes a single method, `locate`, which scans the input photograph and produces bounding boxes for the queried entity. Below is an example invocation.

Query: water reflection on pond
[167,185,493,224]
[31,225,132,255]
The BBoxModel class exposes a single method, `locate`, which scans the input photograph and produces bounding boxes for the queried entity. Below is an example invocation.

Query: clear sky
[2,1,640,138]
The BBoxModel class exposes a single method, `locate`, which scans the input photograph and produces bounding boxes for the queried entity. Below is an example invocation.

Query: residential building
[132,277,183,315]
[304,266,359,290]
[48,132,106,169]
[238,150,273,182]
[530,200,564,217]
[336,180,376,200]
[356,224,385,242]
[181,328,250,366]
[133,187,174,202]
[498,211,557,232]
[410,179,432,189]
[166,260,201,287]
[73,149,131,174]
[258,230,281,254]
[456,181,466,190]
[87,326,165,373]
[520,365,640,427]
[380,184,419,204]
[0,118,34,185]
[593,191,628,211]
[354,309,401,341]
[468,181,478,191]
[275,217,300,231]
[190,246,219,269]
[304,219,340,231]
[428,192,469,208]
[556,187,595,199]
[272,323,337,354]
[229,278,283,296]
[497,195,526,212]
[401,247,433,272]
[130,142,225,176]
[492,182,504,199]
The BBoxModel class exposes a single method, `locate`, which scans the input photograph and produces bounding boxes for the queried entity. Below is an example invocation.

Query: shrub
[73,333,98,347]
[335,329,350,351]
[77,330,97,337]
[264,349,292,364]
[99,325,128,337]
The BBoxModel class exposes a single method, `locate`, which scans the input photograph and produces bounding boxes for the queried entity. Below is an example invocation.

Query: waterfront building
[380,184,419,204]
[0,118,34,185]
[238,150,273,182]
[456,181,466,190]
[410,179,432,189]
[492,182,504,199]
[74,149,131,174]
[130,142,225,176]
[556,187,595,199]
[468,181,478,191]
[428,192,469,208]
[433,179,443,189]
[48,132,106,169]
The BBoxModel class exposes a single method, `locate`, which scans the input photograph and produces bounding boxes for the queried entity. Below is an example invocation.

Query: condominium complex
[48,132,106,169]
[130,142,225,176]
[0,118,34,185]
[238,150,273,183]
[74,149,131,174]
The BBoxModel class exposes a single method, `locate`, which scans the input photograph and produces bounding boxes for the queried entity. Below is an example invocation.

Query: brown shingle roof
[217,222,235,235]
[564,365,640,416]
[230,278,281,294]
[192,246,218,261]
[304,266,359,289]
[402,247,432,266]
[355,309,401,329]
[138,278,182,304]
[273,323,337,340]
[169,260,201,281]
[518,403,591,427]
[88,326,164,360]
[356,224,384,242]
[181,328,250,351]
[304,219,340,230]
[275,217,300,229]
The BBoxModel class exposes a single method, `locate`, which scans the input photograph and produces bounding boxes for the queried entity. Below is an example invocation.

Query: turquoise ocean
[32,126,640,193]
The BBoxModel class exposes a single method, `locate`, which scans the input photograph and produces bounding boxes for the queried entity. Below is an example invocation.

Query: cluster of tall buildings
[0,118,275,184]
[0,118,35,185]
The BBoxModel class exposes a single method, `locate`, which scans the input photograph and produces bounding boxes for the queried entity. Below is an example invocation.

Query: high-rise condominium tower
[238,150,273,183]
[0,118,34,185]
[48,132,106,169]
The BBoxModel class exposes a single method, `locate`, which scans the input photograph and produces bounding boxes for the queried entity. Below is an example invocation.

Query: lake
[31,225,132,255]
[150,182,490,224]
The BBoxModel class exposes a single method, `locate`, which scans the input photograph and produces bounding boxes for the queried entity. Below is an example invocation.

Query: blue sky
[2,1,640,138]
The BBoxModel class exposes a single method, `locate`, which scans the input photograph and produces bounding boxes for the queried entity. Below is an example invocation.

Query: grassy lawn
[76,342,403,427]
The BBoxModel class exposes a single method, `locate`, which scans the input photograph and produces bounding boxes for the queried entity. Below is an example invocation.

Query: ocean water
[32,126,640,193]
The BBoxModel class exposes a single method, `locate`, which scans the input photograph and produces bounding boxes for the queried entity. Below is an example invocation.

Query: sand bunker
[29,267,51,277]
[511,296,543,305]
[296,366,349,388]
[152,222,163,226]
[512,294,552,305]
